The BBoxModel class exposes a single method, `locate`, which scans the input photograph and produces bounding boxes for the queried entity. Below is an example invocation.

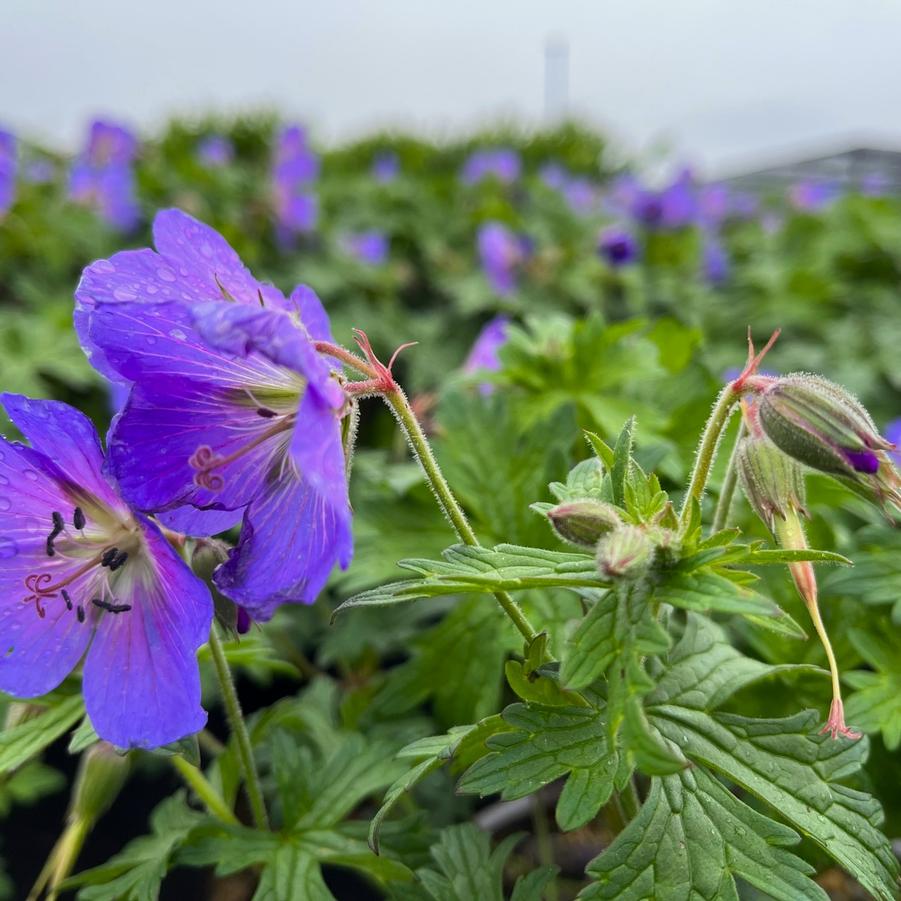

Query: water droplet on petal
[93,260,115,274]
[158,267,176,283]
[113,287,137,301]
[0,537,18,558]
[24,470,38,482]
[169,329,187,341]
[0,474,8,485]
[0,497,10,511]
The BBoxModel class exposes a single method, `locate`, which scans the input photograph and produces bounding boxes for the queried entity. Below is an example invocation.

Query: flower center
[22,506,142,623]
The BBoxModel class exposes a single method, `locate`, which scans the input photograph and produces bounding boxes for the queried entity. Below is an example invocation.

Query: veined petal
[153,209,287,308]
[213,468,353,620]
[288,284,333,343]
[155,505,243,537]
[191,303,343,408]
[75,249,187,381]
[1,394,124,514]
[289,388,348,512]
[108,378,288,515]
[82,518,212,749]
[88,300,293,389]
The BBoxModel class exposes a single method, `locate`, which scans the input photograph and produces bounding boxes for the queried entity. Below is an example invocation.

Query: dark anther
[91,598,132,614]
[108,551,129,572]
[100,547,119,568]
[76,605,86,623]
[47,511,65,556]
[61,589,73,611]
[73,507,86,530]
[256,407,277,418]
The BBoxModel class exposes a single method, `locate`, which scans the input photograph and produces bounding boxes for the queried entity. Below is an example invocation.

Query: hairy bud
[71,741,130,825]
[757,374,901,517]
[596,525,653,579]
[736,434,807,530]
[548,500,622,548]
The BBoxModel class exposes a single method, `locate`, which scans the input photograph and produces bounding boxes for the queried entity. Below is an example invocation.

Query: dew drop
[169,329,187,341]
[157,267,176,282]
[0,498,10,512]
[93,260,115,274]
[0,474,8,485]
[0,537,18,559]
[23,470,38,482]
[113,287,137,301]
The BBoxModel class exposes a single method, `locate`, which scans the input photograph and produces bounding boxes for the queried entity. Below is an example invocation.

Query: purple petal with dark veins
[83,518,211,749]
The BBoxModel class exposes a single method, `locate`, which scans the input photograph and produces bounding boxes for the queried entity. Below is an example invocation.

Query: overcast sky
[4,0,901,176]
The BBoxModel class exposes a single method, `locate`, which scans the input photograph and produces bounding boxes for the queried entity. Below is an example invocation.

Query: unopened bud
[71,741,130,826]
[758,374,901,516]
[548,500,622,548]
[191,539,241,634]
[736,434,807,530]
[759,374,891,475]
[596,525,654,579]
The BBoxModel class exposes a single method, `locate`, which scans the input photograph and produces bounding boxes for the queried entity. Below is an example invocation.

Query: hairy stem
[712,420,746,533]
[171,755,240,826]
[679,386,741,533]
[208,627,269,830]
[382,386,539,644]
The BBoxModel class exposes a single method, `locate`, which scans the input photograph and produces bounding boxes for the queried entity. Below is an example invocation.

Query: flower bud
[596,525,654,579]
[757,374,901,516]
[736,434,807,530]
[70,741,130,825]
[547,500,622,548]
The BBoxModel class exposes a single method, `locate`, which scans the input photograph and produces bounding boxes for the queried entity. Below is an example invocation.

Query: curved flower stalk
[75,209,352,619]
[0,394,212,749]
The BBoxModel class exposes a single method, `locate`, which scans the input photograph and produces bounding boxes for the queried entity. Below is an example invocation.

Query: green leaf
[509,866,559,901]
[645,615,900,901]
[334,544,605,616]
[64,794,205,900]
[413,824,522,901]
[741,547,853,566]
[68,717,100,755]
[253,845,334,901]
[369,725,479,854]
[610,417,635,507]
[844,628,901,750]
[655,570,793,620]
[458,702,627,831]
[580,768,825,900]
[0,693,83,775]
[560,585,670,691]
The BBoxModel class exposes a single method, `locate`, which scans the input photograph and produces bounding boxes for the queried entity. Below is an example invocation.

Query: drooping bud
[757,374,901,517]
[70,740,130,825]
[547,500,622,548]
[596,525,654,579]
[735,434,807,530]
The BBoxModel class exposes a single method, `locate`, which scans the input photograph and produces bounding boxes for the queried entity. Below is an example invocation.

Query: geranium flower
[477,223,529,296]
[75,210,352,619]
[463,316,510,395]
[0,394,212,749]
[0,129,16,216]
[272,124,319,242]
[598,226,638,267]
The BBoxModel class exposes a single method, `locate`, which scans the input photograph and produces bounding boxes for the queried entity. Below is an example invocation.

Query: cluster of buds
[546,499,660,581]
[735,370,901,740]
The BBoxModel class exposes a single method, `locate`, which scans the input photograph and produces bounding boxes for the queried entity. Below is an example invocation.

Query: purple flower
[860,173,889,197]
[0,394,211,749]
[477,222,528,296]
[540,162,569,191]
[0,129,17,216]
[789,180,839,212]
[75,210,352,619]
[372,152,399,183]
[272,125,319,241]
[461,149,521,185]
[562,177,598,216]
[622,168,698,230]
[197,135,234,168]
[341,230,389,266]
[701,232,730,285]
[24,159,54,185]
[69,119,139,232]
[598,226,638,267]
[463,316,510,394]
